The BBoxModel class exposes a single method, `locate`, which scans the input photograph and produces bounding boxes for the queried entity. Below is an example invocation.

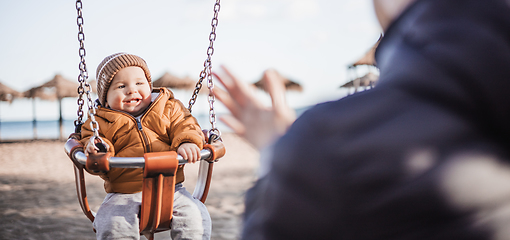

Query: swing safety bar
[70,147,216,168]
[64,136,225,202]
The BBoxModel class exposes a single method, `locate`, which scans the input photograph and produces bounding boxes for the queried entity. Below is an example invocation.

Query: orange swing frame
[65,131,225,239]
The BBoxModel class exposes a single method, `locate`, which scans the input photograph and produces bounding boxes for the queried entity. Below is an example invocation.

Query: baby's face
[106,66,152,116]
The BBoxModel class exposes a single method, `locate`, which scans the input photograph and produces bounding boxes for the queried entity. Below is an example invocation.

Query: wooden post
[32,98,37,140]
[0,103,2,141]
[59,98,63,140]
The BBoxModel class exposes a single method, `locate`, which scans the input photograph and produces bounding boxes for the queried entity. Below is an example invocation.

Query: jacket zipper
[135,117,151,153]
[103,110,152,153]
[136,91,164,153]
[103,90,165,153]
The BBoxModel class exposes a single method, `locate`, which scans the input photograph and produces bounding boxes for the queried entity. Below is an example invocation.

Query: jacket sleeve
[166,99,205,150]
[80,118,115,175]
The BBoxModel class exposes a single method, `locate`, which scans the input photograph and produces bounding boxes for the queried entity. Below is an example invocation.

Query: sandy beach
[0,133,260,240]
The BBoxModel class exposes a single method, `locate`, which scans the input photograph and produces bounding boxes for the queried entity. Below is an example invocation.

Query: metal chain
[76,1,220,138]
[75,0,101,139]
[188,0,221,138]
[75,0,86,128]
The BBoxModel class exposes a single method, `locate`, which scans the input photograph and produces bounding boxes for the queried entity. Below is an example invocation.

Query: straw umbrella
[340,72,379,94]
[253,70,303,92]
[153,72,202,110]
[23,74,79,140]
[0,82,21,102]
[153,72,197,90]
[344,35,382,96]
[0,82,22,140]
[348,34,382,68]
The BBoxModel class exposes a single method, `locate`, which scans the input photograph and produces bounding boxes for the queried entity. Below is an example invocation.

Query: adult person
[215,0,510,239]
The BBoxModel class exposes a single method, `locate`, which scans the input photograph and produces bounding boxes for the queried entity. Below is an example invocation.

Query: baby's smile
[124,98,141,104]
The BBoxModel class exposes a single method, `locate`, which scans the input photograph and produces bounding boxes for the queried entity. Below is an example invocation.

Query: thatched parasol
[349,34,383,68]
[0,82,22,103]
[340,72,379,96]
[24,74,79,100]
[23,74,79,140]
[253,70,303,92]
[153,72,197,90]
[0,81,22,140]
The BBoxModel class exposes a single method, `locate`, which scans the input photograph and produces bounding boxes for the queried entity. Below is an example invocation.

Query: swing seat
[64,132,225,239]
[71,1,222,238]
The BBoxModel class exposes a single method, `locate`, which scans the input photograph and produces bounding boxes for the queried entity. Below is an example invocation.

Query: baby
[81,52,211,240]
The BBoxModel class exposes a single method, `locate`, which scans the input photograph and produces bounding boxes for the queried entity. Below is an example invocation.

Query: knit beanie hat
[96,52,152,106]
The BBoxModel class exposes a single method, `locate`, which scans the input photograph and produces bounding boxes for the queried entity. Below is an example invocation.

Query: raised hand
[213,66,296,150]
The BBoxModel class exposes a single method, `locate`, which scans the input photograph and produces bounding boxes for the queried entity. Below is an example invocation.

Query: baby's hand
[85,137,109,156]
[177,143,201,163]
[85,143,99,156]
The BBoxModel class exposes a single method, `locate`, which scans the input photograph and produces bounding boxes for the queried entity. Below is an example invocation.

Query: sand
[0,133,260,240]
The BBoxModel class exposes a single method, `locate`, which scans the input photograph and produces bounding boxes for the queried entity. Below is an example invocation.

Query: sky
[0,0,381,122]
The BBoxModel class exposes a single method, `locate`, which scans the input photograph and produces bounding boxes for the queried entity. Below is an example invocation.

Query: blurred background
[0,0,381,141]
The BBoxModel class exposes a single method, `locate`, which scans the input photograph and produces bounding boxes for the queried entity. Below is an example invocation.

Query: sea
[0,89,317,142]
[0,106,312,142]
[0,114,226,141]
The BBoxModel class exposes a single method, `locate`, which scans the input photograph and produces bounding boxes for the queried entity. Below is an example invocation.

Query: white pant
[93,184,211,240]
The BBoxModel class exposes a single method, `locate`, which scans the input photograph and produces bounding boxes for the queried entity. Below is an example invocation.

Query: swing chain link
[75,0,86,127]
[189,0,221,138]
[75,0,101,139]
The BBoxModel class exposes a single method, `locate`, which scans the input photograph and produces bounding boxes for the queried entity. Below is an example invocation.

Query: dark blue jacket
[242,0,510,239]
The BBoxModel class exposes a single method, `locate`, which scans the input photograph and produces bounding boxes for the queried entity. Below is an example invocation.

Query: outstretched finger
[213,66,245,96]
[215,66,260,107]
[212,70,233,91]
[213,86,242,119]
[263,69,295,119]
[219,66,249,92]
[219,115,246,136]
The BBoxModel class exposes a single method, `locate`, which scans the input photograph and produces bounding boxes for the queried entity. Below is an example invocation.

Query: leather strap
[65,138,95,222]
[139,152,178,237]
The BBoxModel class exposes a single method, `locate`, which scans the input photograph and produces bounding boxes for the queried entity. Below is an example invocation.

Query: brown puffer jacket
[81,87,204,194]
